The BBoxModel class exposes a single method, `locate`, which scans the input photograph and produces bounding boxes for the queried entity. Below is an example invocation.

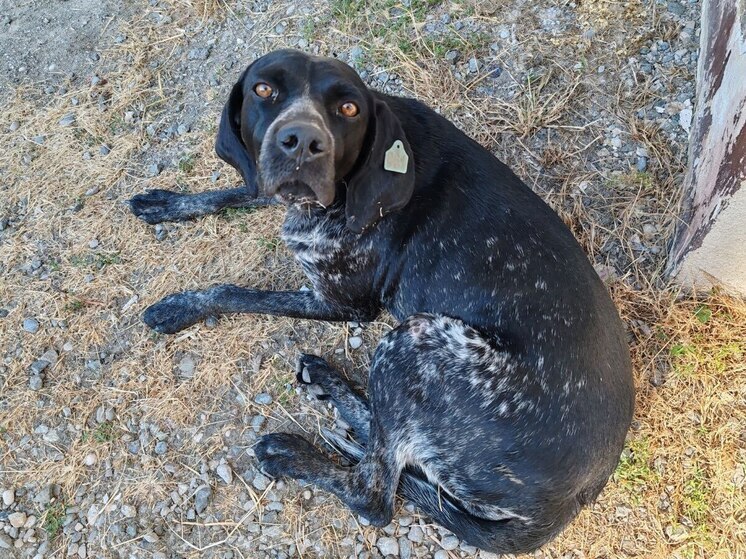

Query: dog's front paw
[129,189,186,224]
[254,433,326,480]
[143,292,209,334]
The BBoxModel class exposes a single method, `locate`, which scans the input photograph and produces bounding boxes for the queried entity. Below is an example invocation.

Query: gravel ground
[2,1,731,559]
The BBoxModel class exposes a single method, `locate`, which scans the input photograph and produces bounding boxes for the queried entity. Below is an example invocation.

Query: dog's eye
[339,102,359,117]
[254,83,273,98]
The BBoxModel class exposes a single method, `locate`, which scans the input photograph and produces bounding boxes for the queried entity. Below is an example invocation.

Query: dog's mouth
[272,179,327,207]
[259,167,336,208]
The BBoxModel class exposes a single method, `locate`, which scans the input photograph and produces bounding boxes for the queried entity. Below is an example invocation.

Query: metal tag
[384,140,409,174]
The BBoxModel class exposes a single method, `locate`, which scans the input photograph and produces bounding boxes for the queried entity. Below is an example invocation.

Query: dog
[129,49,634,554]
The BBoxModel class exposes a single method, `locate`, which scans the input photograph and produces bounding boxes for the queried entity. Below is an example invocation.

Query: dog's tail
[322,429,562,555]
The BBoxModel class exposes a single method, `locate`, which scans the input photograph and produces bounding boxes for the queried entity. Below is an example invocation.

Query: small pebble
[121,504,136,518]
[251,415,266,432]
[99,144,110,156]
[252,472,270,491]
[350,46,364,61]
[348,336,363,350]
[440,535,460,550]
[88,239,99,249]
[376,537,399,556]
[254,393,273,405]
[399,537,412,559]
[642,223,658,240]
[216,463,233,484]
[178,355,196,376]
[668,1,685,16]
[43,430,60,443]
[154,441,168,455]
[194,486,212,514]
[154,224,167,241]
[29,359,50,375]
[8,512,27,528]
[407,525,424,543]
[23,318,40,333]
[2,489,15,506]
[188,47,210,60]
[84,453,97,467]
[29,376,43,391]
[59,113,76,127]
[679,107,693,133]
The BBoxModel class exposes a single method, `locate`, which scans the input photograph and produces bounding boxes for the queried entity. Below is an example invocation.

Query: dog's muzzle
[258,105,336,207]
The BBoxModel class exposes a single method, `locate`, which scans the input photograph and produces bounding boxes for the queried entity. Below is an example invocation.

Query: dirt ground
[1,0,745,558]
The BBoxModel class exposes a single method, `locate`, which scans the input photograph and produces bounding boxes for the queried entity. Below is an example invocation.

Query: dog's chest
[280,207,372,291]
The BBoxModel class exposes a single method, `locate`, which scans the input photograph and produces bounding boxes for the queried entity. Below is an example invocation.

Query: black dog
[129,50,634,554]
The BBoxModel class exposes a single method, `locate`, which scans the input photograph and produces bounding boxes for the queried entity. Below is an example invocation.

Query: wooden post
[667,0,746,295]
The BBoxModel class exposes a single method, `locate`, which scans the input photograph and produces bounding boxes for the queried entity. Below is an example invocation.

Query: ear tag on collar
[384,140,409,174]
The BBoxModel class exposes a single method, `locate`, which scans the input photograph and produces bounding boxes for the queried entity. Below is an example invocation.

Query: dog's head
[216,49,415,233]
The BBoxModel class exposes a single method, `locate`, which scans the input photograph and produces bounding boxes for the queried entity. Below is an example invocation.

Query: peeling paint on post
[668,0,746,295]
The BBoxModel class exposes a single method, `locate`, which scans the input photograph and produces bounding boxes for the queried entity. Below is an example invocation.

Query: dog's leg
[129,186,277,224]
[143,286,376,334]
[254,429,399,527]
[296,353,371,442]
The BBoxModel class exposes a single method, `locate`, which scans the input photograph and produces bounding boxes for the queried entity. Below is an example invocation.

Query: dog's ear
[215,69,258,196]
[345,99,415,233]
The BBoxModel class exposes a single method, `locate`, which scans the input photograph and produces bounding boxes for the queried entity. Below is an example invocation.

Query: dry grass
[1,0,744,558]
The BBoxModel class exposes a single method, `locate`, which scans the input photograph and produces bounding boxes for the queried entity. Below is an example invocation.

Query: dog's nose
[277,123,326,164]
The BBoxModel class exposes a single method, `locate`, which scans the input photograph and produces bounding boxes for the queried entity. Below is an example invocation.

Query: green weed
[82,421,116,443]
[614,437,657,497]
[178,154,196,174]
[43,501,66,539]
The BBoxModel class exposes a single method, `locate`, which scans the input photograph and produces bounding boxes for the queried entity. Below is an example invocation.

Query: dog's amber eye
[339,102,359,117]
[254,83,273,98]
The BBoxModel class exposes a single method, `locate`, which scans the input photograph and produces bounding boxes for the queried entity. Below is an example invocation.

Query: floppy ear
[345,99,415,233]
[215,69,258,197]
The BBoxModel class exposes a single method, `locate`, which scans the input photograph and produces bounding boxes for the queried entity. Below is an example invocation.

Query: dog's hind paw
[296,353,336,399]
[296,353,333,384]
[129,189,188,224]
[254,433,328,480]
[143,292,209,334]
